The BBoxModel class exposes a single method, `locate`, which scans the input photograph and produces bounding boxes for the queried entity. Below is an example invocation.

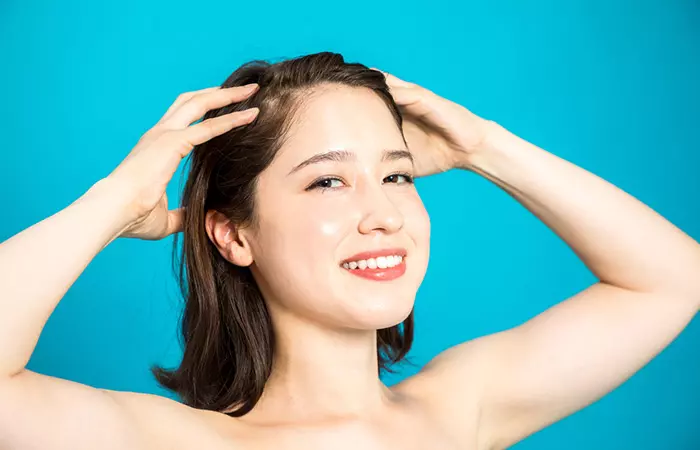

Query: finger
[178,107,259,154]
[387,85,433,118]
[159,87,221,124]
[387,85,422,106]
[371,67,413,88]
[161,83,259,129]
[165,207,185,236]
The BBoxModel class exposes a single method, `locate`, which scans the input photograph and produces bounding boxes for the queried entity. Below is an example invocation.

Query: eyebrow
[287,149,414,176]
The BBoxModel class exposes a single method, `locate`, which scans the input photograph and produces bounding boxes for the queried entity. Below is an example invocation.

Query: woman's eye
[384,173,415,184]
[308,177,344,191]
[307,173,414,192]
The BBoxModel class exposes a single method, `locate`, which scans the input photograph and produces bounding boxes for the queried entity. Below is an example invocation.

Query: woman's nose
[357,188,404,235]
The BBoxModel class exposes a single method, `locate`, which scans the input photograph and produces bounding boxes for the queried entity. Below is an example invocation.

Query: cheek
[310,208,346,238]
[399,193,431,241]
[416,204,431,243]
[295,201,350,245]
[255,201,355,319]
[400,195,431,276]
[262,198,352,269]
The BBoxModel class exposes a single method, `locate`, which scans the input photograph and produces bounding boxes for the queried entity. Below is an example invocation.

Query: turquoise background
[1,0,699,447]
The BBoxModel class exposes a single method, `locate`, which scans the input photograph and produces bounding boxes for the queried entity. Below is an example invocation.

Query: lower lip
[341,259,407,281]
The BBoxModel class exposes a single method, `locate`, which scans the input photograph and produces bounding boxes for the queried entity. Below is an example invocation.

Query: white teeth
[342,255,405,270]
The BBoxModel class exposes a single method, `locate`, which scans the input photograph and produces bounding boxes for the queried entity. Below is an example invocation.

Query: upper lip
[340,247,407,264]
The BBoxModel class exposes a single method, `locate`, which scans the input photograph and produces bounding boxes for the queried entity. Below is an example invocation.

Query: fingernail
[244,83,259,91]
[245,107,259,117]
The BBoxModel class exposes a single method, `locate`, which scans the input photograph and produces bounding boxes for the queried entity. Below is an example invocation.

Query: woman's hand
[375,69,492,177]
[103,84,260,240]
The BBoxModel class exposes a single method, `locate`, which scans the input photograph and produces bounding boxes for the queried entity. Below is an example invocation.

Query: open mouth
[342,255,403,270]
[340,254,407,281]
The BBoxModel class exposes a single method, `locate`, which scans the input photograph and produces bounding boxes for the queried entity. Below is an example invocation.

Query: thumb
[370,67,413,87]
[389,85,434,119]
[165,207,185,236]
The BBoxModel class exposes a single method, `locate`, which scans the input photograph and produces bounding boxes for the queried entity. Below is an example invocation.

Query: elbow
[672,275,700,313]
[676,281,700,313]
[683,263,700,311]
[663,251,700,310]
[692,286,700,312]
[648,266,700,313]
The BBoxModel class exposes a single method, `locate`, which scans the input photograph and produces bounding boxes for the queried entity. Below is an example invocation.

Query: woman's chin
[343,297,415,330]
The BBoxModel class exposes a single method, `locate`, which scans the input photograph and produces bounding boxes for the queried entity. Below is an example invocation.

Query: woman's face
[247,84,430,330]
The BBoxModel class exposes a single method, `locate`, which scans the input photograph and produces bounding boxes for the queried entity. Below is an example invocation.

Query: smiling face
[243,83,431,331]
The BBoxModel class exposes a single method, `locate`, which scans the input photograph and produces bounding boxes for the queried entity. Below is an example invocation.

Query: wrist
[451,119,502,171]
[456,120,512,172]
[76,178,136,239]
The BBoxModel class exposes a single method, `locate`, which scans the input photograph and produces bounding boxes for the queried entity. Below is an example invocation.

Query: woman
[0,51,698,449]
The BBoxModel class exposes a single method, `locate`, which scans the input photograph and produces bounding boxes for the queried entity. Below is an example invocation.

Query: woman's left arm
[471,120,700,300]
[380,70,700,449]
[442,121,700,450]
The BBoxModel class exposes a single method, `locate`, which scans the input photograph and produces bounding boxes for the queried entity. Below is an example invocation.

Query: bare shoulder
[0,369,231,450]
[392,336,496,449]
[105,388,193,418]
[105,388,232,448]
[395,334,495,407]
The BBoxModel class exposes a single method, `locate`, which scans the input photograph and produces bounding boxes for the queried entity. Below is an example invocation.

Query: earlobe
[226,224,255,267]
[228,238,254,267]
[205,210,254,267]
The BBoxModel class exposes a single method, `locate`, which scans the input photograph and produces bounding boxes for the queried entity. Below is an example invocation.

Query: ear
[205,210,254,267]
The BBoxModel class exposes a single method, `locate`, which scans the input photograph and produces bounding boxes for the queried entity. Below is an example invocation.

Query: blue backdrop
[1,0,698,448]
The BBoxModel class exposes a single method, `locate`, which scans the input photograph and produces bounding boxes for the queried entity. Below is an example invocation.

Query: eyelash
[306,172,415,192]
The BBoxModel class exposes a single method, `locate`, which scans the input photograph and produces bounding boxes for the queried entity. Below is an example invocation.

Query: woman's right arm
[0,83,260,449]
[0,180,131,380]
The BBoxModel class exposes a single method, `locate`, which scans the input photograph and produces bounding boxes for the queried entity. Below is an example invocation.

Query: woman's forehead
[273,86,405,168]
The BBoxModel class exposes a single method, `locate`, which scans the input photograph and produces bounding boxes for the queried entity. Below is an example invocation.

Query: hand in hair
[375,68,491,177]
[105,84,260,240]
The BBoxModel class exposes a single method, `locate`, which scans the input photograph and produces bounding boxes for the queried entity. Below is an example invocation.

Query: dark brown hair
[151,51,415,417]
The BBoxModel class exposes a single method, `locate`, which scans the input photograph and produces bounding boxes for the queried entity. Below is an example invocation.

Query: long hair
[151,51,415,417]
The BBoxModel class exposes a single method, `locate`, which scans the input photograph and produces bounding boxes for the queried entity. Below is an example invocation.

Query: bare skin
[0,70,699,450]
